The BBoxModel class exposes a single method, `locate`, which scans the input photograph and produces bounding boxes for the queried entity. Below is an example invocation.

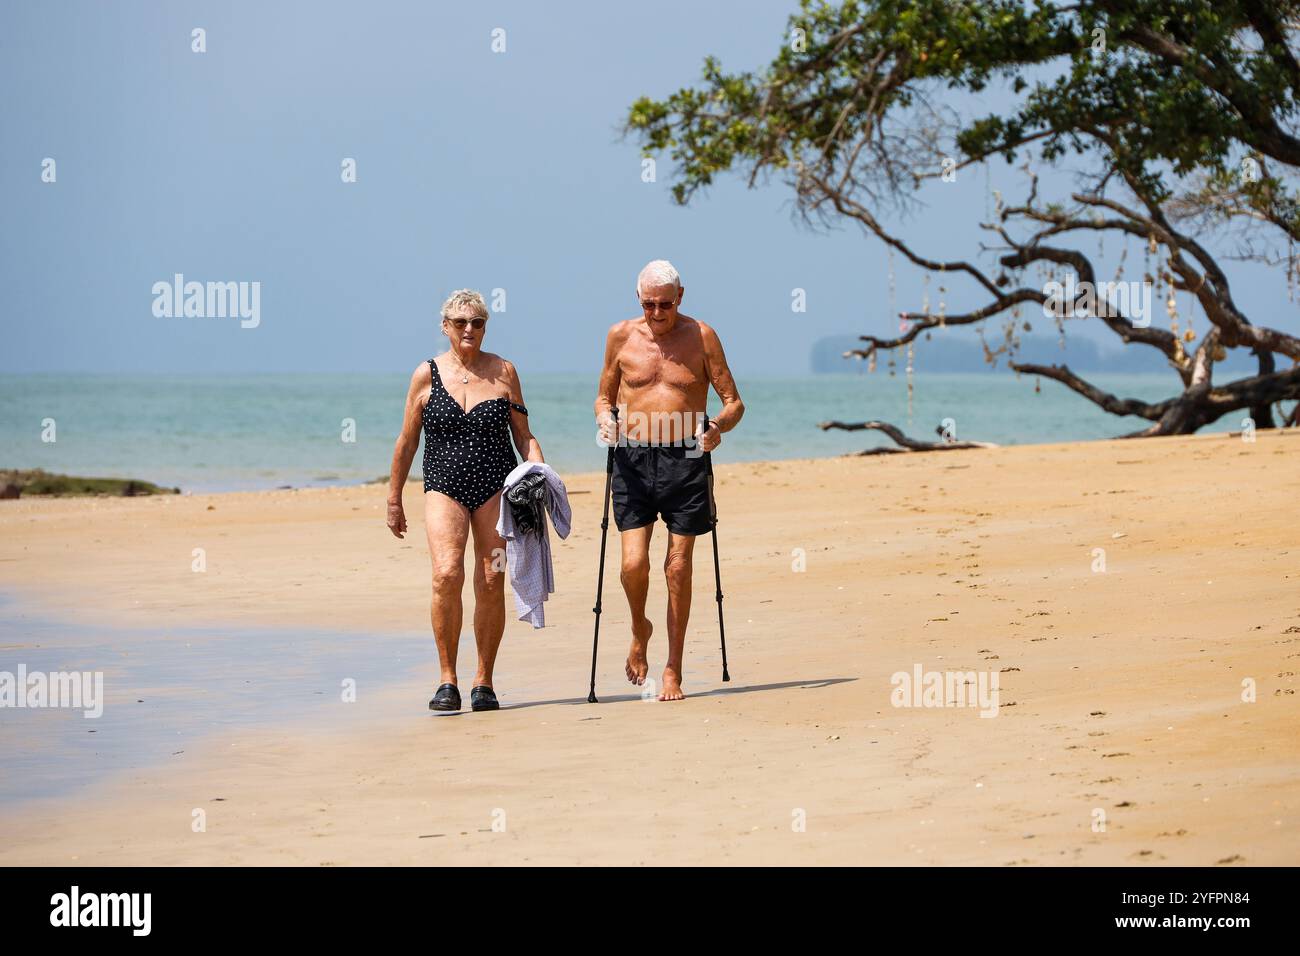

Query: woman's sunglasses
[446,317,487,330]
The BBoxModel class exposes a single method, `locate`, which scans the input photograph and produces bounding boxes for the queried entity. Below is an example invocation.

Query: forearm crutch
[587,409,618,703]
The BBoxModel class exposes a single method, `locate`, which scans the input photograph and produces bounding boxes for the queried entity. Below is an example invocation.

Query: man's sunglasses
[446,317,487,330]
[640,300,676,313]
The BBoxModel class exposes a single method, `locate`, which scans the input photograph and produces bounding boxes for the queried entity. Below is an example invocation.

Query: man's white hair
[636,259,681,296]
[440,288,489,321]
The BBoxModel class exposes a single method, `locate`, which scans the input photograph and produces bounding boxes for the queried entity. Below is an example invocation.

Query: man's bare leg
[469,491,507,688]
[425,491,470,687]
[661,530,697,701]
[620,524,654,685]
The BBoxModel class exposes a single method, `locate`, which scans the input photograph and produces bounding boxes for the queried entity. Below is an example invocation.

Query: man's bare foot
[658,665,685,701]
[625,619,653,685]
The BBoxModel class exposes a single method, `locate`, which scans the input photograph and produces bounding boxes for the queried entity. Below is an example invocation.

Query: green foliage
[626,0,1300,223]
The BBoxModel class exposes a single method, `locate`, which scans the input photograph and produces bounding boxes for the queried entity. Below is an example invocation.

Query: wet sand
[0,431,1297,865]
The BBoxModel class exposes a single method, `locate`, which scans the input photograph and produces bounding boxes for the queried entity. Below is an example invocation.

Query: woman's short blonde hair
[440,289,489,322]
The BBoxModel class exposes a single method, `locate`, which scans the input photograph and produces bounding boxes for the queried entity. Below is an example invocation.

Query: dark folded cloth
[505,471,548,535]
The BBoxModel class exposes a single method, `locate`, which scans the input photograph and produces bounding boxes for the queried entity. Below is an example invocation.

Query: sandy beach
[0,431,1297,866]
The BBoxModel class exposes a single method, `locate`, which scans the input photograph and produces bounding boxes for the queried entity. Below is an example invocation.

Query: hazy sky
[3,1,1291,375]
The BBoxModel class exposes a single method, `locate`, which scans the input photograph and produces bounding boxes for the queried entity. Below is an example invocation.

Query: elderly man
[594,260,744,700]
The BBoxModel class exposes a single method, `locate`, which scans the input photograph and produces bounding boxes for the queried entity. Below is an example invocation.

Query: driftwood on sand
[817,420,999,455]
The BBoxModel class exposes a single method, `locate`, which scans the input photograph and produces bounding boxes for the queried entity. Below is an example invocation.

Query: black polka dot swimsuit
[421,357,526,512]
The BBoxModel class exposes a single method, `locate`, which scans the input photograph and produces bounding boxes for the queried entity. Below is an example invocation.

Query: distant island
[810,332,1258,374]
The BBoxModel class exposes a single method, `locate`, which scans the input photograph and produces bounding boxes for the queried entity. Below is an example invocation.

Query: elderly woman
[387,290,544,713]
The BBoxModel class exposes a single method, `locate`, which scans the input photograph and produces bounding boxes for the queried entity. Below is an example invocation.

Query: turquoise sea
[0,371,1241,493]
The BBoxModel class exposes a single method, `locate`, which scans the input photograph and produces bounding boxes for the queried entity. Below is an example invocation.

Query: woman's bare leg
[469,491,507,688]
[425,491,470,686]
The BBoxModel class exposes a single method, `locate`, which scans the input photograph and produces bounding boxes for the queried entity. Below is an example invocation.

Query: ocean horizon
[1,370,1242,493]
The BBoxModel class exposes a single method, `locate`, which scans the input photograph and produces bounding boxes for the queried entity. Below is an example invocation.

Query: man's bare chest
[619,340,705,391]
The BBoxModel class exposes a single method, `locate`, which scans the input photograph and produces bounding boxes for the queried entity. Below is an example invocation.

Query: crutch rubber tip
[587,691,599,703]
[722,669,731,682]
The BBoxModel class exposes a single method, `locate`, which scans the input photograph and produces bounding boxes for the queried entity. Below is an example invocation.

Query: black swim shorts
[611,443,714,536]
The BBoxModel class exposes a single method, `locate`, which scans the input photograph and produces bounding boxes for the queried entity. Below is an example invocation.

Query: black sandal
[470,685,499,712]
[428,683,461,712]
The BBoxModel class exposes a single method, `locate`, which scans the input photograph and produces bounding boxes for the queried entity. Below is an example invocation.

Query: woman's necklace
[447,352,476,384]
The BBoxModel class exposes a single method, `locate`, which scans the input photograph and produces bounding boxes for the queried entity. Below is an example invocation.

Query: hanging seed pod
[1284,235,1294,303]
[906,341,915,419]
[1144,235,1154,301]
[889,247,899,332]
[937,264,946,326]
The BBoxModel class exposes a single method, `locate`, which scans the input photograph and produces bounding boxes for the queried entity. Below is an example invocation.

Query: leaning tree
[626,0,1300,438]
